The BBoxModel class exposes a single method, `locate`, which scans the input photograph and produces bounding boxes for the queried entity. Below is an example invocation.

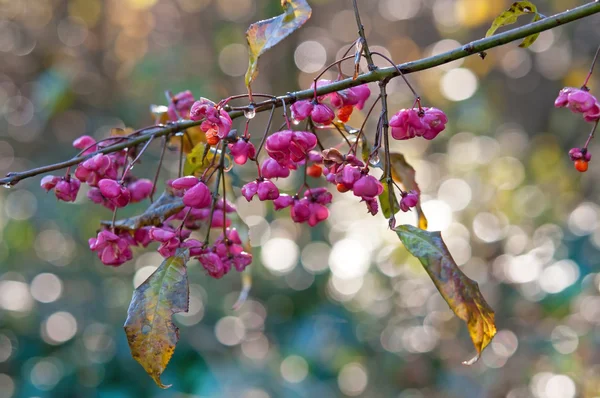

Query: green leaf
[389,153,427,230]
[184,142,231,177]
[486,1,542,47]
[395,225,496,363]
[486,1,537,37]
[102,190,184,231]
[124,250,190,388]
[519,13,542,48]
[245,0,312,89]
[379,180,399,219]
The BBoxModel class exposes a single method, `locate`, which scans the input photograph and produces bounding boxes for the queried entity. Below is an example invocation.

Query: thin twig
[351,0,376,70]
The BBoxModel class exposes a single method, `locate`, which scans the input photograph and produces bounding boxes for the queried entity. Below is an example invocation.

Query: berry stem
[378,80,396,226]
[150,136,168,203]
[120,135,155,183]
[583,44,600,89]
[350,94,382,154]
[203,141,228,246]
[253,104,276,159]
[583,120,599,150]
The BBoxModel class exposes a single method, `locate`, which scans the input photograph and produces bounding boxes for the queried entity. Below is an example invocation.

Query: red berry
[575,159,589,172]
[337,105,353,123]
[307,164,322,178]
[206,134,219,146]
[336,183,349,193]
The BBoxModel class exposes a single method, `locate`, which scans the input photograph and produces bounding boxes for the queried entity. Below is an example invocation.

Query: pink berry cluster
[389,107,448,141]
[291,81,371,125]
[555,87,600,123]
[41,137,154,207]
[37,79,450,274]
[167,90,234,147]
[554,86,600,172]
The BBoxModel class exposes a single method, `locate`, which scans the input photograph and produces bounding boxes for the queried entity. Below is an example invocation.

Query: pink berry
[241,181,259,202]
[73,136,97,155]
[290,100,314,122]
[311,103,335,125]
[171,176,199,190]
[54,178,80,202]
[261,157,291,179]
[40,175,60,192]
[257,180,280,201]
[182,181,211,208]
[353,174,384,200]
[228,139,256,165]
[98,179,121,198]
[167,90,195,120]
[400,190,419,212]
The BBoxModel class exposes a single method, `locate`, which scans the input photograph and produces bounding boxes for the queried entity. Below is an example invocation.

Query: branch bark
[2,1,599,187]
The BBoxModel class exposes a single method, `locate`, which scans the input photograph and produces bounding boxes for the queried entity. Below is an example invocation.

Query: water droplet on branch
[369,155,380,166]
[244,105,256,119]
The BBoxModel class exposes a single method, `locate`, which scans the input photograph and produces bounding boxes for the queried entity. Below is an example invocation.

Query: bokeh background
[1,0,600,397]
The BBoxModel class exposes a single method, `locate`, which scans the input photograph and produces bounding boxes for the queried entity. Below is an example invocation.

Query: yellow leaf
[519,13,542,48]
[184,142,232,177]
[485,1,542,48]
[389,153,428,230]
[124,250,190,388]
[395,225,497,362]
[245,0,312,89]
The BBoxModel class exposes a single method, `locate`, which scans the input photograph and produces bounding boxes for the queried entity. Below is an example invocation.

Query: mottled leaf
[395,225,496,362]
[102,190,184,231]
[379,180,399,219]
[245,0,312,88]
[124,249,190,388]
[389,153,427,230]
[486,1,541,48]
[519,13,542,48]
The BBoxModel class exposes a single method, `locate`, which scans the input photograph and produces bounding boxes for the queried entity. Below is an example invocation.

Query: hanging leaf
[395,225,497,363]
[389,153,427,230]
[245,0,312,89]
[379,180,399,219]
[486,1,542,48]
[519,13,542,48]
[102,190,184,231]
[124,249,190,388]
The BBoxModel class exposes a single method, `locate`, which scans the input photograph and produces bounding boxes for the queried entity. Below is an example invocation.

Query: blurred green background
[1,0,600,397]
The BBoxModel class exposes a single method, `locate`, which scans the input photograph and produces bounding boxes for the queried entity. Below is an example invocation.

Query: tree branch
[2,1,599,187]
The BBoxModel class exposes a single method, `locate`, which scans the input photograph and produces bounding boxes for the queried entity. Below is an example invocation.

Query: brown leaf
[102,190,184,231]
[124,250,190,388]
[245,0,312,88]
[389,153,428,230]
[395,225,497,362]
